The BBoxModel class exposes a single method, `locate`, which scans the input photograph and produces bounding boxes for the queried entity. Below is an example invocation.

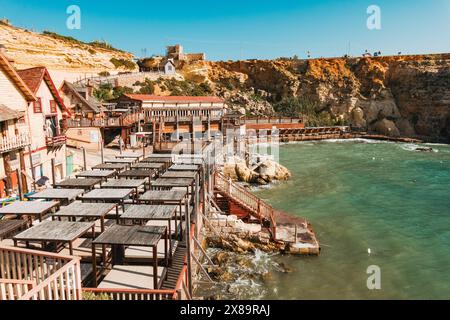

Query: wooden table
[104,158,135,166]
[120,204,178,253]
[92,163,128,172]
[150,177,194,195]
[169,164,199,172]
[161,171,197,179]
[0,201,60,222]
[141,157,173,169]
[115,152,143,160]
[92,225,167,288]
[0,220,27,240]
[139,190,187,204]
[119,169,155,180]
[51,202,117,233]
[54,178,101,190]
[75,170,116,181]
[138,190,188,240]
[131,162,165,174]
[101,179,146,200]
[79,188,134,221]
[27,189,84,205]
[13,220,95,255]
[51,202,117,262]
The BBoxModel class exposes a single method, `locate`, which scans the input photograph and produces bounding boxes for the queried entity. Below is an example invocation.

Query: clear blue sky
[1,0,449,60]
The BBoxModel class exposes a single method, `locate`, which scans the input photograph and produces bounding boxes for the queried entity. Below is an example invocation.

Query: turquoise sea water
[254,140,450,300]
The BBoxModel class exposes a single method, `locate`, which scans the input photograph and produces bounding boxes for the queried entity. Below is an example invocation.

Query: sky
[0,0,449,60]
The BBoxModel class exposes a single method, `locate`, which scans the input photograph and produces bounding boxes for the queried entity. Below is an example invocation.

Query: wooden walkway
[161,240,187,290]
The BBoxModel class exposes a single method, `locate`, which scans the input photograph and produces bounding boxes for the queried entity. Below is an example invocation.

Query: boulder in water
[415,147,433,152]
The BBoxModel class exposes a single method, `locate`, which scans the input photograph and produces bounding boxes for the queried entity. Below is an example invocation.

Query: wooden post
[142,141,146,158]
[294,224,298,243]
[28,146,36,191]
[185,198,193,297]
[101,140,104,164]
[82,148,87,170]
[16,168,23,201]
[194,173,199,238]
[51,158,56,186]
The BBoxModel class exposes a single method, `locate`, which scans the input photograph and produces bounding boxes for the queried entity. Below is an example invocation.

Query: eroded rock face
[183,54,450,142]
[372,119,401,137]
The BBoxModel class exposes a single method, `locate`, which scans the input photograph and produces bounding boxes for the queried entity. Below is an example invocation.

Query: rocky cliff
[0,22,137,73]
[181,54,450,142]
[2,21,449,142]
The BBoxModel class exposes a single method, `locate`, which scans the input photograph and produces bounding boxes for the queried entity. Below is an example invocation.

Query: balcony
[0,132,31,153]
[0,245,82,300]
[46,135,67,147]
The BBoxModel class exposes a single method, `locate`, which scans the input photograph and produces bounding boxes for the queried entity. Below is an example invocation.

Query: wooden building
[59,80,102,118]
[0,51,36,198]
[16,67,71,187]
[115,94,227,144]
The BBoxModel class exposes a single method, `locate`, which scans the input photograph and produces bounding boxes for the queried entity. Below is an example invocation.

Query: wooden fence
[214,171,276,238]
[0,246,82,300]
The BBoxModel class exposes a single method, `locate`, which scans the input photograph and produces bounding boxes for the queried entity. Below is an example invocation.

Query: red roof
[16,67,46,94]
[17,67,71,116]
[124,94,224,103]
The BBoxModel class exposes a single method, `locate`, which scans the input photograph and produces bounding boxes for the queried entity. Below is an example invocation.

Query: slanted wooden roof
[17,67,71,116]
[0,104,23,122]
[60,81,101,113]
[0,52,36,102]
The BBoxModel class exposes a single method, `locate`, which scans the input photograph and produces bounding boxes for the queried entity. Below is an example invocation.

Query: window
[33,98,42,113]
[50,100,57,114]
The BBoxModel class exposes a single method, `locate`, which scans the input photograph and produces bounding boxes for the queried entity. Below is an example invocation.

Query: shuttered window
[50,100,57,113]
[33,98,42,113]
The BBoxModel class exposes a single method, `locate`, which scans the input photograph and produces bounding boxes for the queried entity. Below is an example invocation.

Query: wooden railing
[46,135,67,147]
[65,112,143,128]
[0,279,35,300]
[0,132,31,153]
[145,115,222,123]
[0,246,82,300]
[214,171,276,239]
[242,116,303,124]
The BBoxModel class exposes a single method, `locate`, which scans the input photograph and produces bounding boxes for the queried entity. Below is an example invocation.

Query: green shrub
[82,291,112,300]
[274,96,335,127]
[110,58,136,70]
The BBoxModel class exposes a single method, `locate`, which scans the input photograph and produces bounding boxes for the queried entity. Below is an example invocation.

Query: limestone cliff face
[183,54,450,142]
[0,23,137,73]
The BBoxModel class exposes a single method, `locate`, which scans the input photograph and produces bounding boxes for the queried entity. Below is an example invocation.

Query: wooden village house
[114,94,227,144]
[0,51,36,198]
[0,50,70,197]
